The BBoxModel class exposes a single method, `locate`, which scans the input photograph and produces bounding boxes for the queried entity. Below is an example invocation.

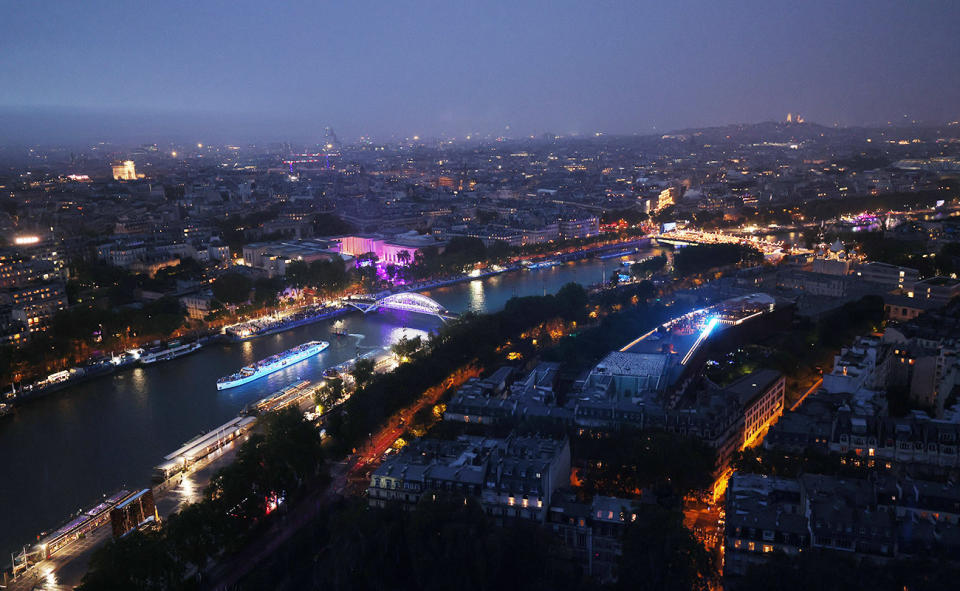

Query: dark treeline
[630,254,667,277]
[851,231,960,278]
[672,243,763,276]
[283,256,351,294]
[729,549,960,591]
[238,494,713,591]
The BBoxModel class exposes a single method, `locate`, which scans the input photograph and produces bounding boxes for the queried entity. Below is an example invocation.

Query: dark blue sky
[2,0,958,142]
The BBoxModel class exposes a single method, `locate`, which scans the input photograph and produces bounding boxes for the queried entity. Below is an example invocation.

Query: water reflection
[387,325,430,345]
[468,279,485,311]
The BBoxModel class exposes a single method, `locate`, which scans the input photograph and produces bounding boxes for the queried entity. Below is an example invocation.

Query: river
[0,251,654,556]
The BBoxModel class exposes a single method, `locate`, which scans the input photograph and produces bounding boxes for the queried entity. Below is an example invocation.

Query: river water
[0,252,652,556]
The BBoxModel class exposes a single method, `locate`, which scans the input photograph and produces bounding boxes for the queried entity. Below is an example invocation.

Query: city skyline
[2,1,959,143]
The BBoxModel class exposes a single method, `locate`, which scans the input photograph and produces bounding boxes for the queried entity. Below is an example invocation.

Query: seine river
[0,252,651,556]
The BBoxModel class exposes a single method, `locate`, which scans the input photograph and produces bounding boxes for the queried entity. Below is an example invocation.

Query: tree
[78,530,184,591]
[391,335,423,361]
[351,358,376,389]
[615,506,715,591]
[312,213,354,237]
[673,243,762,277]
[212,273,253,305]
[314,377,344,412]
[165,502,217,575]
[555,282,589,321]
[576,429,714,502]
[253,277,284,307]
[630,255,667,278]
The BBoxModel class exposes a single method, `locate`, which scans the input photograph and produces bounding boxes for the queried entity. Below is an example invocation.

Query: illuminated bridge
[346,292,458,321]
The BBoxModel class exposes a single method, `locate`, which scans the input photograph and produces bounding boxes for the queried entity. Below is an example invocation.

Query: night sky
[1,0,958,142]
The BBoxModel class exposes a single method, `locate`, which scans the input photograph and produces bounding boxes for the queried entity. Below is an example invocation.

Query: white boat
[140,341,203,365]
[217,341,329,390]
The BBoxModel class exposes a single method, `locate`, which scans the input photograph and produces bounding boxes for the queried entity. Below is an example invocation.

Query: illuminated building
[111,160,137,181]
[0,255,58,289]
[656,187,676,212]
[4,281,67,333]
[727,369,785,449]
[335,232,443,266]
[558,216,600,240]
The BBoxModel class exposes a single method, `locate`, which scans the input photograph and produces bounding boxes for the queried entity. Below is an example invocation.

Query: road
[790,378,823,412]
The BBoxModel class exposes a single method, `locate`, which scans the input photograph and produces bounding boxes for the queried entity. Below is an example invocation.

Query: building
[724,473,806,576]
[725,471,960,579]
[656,187,677,212]
[109,489,158,538]
[111,160,137,181]
[0,254,60,289]
[724,369,786,448]
[883,307,960,414]
[909,276,960,307]
[368,433,571,523]
[549,492,640,583]
[334,231,444,266]
[812,256,851,276]
[822,335,890,396]
[241,239,346,277]
[98,243,148,268]
[180,291,214,320]
[582,351,669,400]
[3,281,67,333]
[855,261,919,292]
[558,216,600,240]
[883,294,936,323]
[830,410,960,471]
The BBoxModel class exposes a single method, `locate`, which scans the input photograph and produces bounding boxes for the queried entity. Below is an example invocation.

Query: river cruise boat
[140,341,202,365]
[216,341,329,390]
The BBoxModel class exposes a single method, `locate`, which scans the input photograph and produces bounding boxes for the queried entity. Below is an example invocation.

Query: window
[763,545,773,553]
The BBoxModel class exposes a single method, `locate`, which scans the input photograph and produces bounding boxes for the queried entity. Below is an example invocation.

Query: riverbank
[3,237,652,412]
[0,247,661,563]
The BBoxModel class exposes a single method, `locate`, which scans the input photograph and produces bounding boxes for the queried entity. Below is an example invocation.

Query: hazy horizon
[2,1,959,144]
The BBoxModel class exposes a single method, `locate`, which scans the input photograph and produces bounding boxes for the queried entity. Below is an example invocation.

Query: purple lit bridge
[346,292,458,322]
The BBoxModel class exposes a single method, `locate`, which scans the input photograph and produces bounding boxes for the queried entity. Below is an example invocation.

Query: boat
[0,402,13,418]
[110,348,144,368]
[331,319,348,337]
[217,341,329,390]
[598,249,637,260]
[140,341,202,365]
[522,259,560,270]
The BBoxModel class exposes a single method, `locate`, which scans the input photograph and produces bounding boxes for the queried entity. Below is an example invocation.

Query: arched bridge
[346,292,458,321]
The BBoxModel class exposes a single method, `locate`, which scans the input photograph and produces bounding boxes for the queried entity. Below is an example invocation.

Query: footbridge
[345,292,458,321]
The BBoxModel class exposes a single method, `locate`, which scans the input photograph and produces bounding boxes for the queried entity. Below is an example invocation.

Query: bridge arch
[356,291,455,321]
